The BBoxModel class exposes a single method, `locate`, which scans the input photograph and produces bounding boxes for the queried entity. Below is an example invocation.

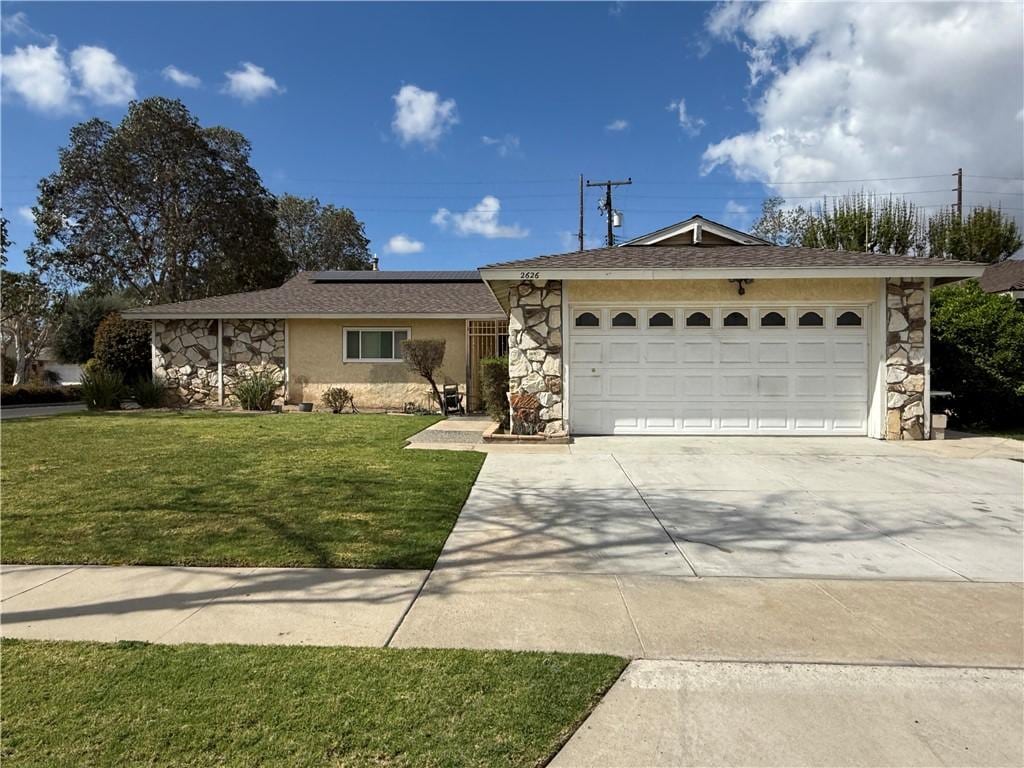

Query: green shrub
[80,367,127,411]
[1,385,83,406]
[479,355,509,425]
[233,368,281,411]
[132,379,165,409]
[93,312,150,382]
[321,386,355,413]
[931,281,1024,430]
[53,292,130,364]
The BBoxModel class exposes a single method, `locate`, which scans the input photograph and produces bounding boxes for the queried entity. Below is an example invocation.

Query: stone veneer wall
[885,278,927,439]
[508,280,564,434]
[153,319,285,406]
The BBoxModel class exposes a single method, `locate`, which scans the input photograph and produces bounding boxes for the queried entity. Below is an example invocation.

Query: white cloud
[606,119,629,132]
[17,206,35,225]
[701,2,1024,214]
[392,84,458,147]
[481,134,520,157]
[722,200,750,230]
[383,234,425,255]
[0,42,74,113]
[2,12,45,39]
[667,97,705,136]
[432,196,528,239]
[223,62,283,102]
[70,46,136,105]
[162,65,201,89]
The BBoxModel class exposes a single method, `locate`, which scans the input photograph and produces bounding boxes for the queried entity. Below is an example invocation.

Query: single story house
[124,270,508,410]
[126,215,984,439]
[980,259,1024,300]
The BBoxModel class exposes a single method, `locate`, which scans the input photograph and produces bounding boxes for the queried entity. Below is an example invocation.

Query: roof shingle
[123,271,502,318]
[482,245,982,271]
[979,260,1024,292]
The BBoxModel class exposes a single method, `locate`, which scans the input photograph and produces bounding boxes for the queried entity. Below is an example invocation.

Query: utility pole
[586,177,632,246]
[953,167,963,221]
[578,174,584,252]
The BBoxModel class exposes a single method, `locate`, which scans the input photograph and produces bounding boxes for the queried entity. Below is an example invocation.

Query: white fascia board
[622,218,770,246]
[479,264,987,281]
[125,312,505,321]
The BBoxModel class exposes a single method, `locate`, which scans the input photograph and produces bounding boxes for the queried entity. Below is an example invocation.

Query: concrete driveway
[391,436,1023,661]
[435,436,1023,581]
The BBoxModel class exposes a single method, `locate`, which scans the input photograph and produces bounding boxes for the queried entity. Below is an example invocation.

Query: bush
[80,367,127,411]
[233,368,281,411]
[132,379,165,409]
[93,312,150,382]
[1,385,82,406]
[931,281,1024,430]
[479,356,509,424]
[321,386,355,413]
[52,293,129,364]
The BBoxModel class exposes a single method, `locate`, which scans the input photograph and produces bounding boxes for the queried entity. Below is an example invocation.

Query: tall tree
[750,196,811,246]
[928,206,1022,263]
[801,192,926,255]
[51,291,130,364]
[28,97,289,305]
[0,213,10,268]
[1,271,63,385]
[276,194,372,274]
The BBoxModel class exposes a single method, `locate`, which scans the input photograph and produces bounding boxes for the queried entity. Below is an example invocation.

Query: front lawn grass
[0,412,484,568]
[1,639,626,768]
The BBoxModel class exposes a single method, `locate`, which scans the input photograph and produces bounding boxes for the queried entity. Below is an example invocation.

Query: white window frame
[610,309,639,329]
[721,309,750,329]
[797,309,827,329]
[343,327,411,363]
[759,308,788,329]
[646,309,676,330]
[684,308,714,330]
[573,309,602,329]
[834,309,865,329]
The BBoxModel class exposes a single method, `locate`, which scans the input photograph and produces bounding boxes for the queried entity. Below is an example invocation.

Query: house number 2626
[520,271,541,280]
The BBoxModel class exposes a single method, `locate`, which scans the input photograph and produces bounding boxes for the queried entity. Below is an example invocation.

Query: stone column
[508,280,564,435]
[885,278,927,439]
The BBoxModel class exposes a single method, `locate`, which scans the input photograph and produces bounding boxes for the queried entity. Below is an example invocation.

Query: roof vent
[371,255,379,271]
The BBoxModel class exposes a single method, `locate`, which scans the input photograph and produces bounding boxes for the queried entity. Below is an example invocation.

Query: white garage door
[568,305,870,435]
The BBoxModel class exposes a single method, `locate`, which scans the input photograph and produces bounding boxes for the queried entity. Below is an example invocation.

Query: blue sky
[3,2,1022,273]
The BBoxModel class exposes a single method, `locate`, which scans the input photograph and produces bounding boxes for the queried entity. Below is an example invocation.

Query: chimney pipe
[371,255,379,271]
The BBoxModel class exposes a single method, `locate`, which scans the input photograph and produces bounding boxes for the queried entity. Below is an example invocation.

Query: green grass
[0,412,485,568]
[0,639,627,768]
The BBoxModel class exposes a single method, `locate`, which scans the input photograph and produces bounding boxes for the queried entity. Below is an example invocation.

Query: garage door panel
[720,341,751,363]
[572,342,603,363]
[682,341,714,363]
[568,304,868,436]
[608,342,640,364]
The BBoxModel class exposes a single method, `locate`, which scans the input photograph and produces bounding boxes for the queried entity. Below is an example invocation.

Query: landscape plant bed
[1,412,484,568]
[1,385,82,406]
[482,421,570,444]
[1,639,626,768]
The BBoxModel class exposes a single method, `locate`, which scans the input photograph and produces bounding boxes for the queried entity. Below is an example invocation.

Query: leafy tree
[52,291,130,364]
[931,281,1024,429]
[28,97,289,305]
[400,338,446,411]
[0,213,10,268]
[92,312,151,382]
[276,194,372,274]
[928,206,1022,263]
[750,196,811,246]
[800,192,925,254]
[1,271,64,385]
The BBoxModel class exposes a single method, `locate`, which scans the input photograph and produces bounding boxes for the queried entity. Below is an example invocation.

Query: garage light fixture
[728,278,754,295]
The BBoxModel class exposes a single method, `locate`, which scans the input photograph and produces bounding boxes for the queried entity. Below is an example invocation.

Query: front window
[344,328,409,361]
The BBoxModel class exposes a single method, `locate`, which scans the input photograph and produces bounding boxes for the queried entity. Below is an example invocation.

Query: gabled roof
[480,245,986,280]
[979,259,1024,293]
[123,271,503,319]
[620,215,772,246]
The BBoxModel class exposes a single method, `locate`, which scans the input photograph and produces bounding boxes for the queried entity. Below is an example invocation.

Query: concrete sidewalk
[1,564,427,646]
[551,660,1024,767]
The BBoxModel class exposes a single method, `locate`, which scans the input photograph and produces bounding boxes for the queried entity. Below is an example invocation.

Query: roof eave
[479,264,988,281]
[123,311,505,321]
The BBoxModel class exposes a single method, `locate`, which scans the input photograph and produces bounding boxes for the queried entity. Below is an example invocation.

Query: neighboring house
[478,215,983,440]
[126,214,984,440]
[979,259,1024,300]
[123,271,507,410]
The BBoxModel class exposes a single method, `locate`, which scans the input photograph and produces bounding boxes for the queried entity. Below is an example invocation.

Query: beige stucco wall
[567,277,881,304]
[287,318,467,409]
